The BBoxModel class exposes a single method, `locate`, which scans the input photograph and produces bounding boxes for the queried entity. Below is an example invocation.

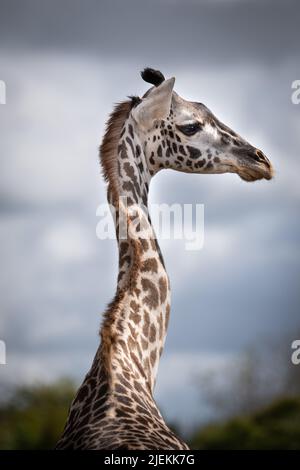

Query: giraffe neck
[56,100,190,450]
[101,114,170,394]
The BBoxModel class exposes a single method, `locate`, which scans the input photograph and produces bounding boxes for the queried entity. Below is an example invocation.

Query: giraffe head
[131,68,273,182]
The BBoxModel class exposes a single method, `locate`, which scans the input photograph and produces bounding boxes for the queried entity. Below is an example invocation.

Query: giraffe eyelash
[176,122,203,136]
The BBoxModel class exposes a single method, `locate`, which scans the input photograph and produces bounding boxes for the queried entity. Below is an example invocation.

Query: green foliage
[0,379,75,450]
[189,396,300,450]
[1,380,299,450]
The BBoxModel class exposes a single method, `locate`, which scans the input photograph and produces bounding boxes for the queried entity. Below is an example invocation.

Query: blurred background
[0,0,299,449]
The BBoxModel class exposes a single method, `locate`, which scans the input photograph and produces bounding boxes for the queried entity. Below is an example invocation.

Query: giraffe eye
[176,122,202,136]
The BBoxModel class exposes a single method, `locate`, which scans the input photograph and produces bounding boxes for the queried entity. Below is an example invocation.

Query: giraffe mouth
[237,162,274,182]
[234,148,274,182]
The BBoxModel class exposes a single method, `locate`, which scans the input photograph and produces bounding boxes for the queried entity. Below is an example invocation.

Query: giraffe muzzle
[232,144,274,182]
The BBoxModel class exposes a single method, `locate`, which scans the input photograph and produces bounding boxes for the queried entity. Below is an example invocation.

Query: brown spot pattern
[141,258,158,273]
[159,276,168,303]
[141,278,159,310]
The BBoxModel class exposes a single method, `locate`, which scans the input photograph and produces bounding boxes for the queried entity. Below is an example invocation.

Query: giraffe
[56,68,273,450]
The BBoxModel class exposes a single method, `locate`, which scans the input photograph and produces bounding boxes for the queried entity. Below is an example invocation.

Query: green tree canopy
[0,379,75,450]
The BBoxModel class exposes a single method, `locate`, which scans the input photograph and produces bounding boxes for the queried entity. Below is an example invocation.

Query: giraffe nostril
[256,150,264,159]
[253,152,262,163]
[255,149,270,167]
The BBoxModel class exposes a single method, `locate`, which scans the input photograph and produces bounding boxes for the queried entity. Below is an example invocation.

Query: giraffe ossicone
[56,68,273,450]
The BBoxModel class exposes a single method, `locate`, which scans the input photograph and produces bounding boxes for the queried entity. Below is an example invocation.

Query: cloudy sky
[0,0,300,430]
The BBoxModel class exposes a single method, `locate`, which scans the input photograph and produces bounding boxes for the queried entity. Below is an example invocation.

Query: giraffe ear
[132,77,175,129]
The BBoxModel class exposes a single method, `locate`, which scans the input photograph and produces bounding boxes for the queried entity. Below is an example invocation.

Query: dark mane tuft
[128,95,142,107]
[141,68,165,87]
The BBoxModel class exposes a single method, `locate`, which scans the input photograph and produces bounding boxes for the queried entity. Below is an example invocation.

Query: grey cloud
[0,0,299,66]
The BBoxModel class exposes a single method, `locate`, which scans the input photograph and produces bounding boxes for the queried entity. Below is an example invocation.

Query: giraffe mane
[100,100,130,196]
[100,99,138,200]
